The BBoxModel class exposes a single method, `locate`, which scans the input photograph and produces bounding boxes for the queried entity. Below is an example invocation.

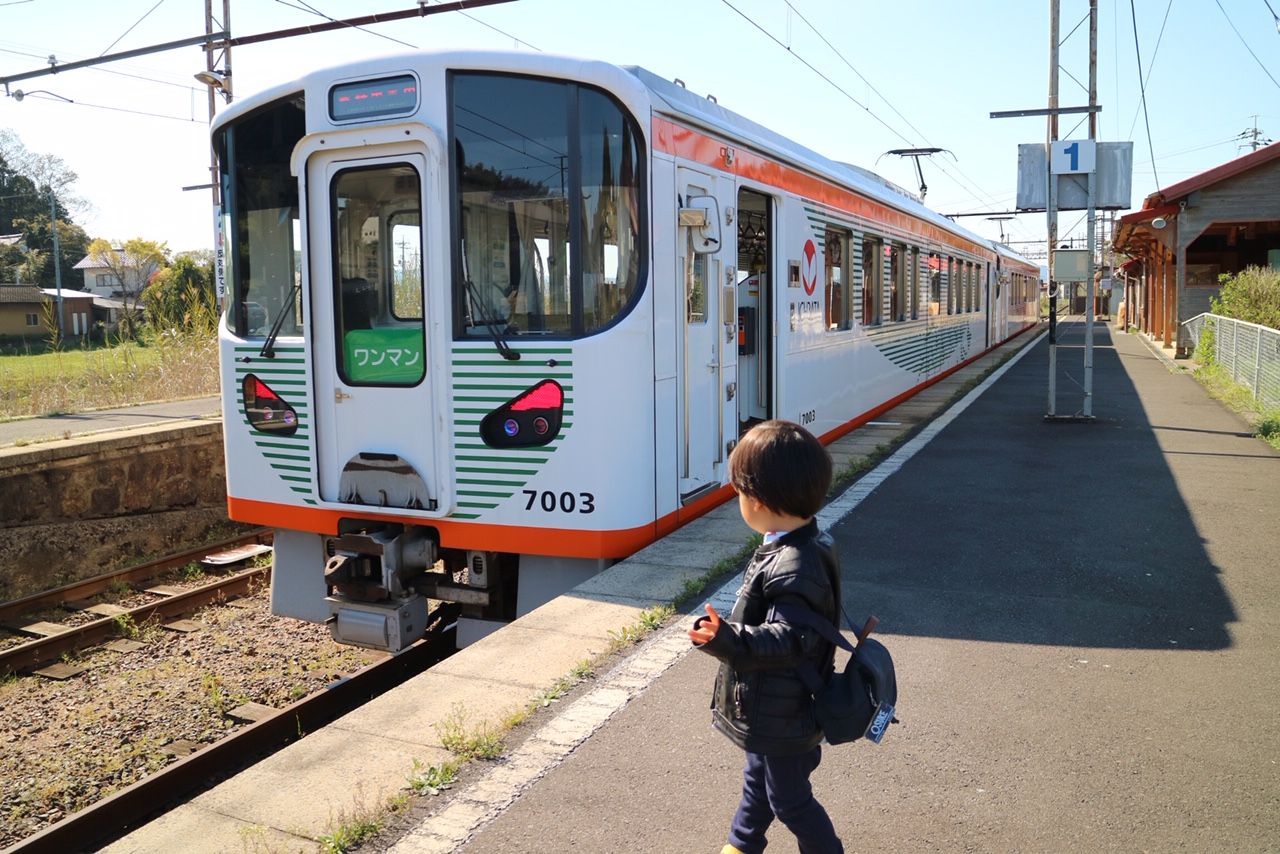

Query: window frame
[824,228,851,332]
[447,71,648,342]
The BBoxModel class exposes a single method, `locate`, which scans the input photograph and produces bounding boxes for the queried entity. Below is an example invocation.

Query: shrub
[1212,266,1280,330]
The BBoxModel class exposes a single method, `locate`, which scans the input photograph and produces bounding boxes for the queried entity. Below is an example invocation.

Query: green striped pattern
[870,322,972,376]
[450,345,575,520]
[233,345,318,506]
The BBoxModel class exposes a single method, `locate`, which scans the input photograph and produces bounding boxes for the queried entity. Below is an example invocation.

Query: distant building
[0,283,96,342]
[1113,141,1280,355]
[73,247,149,298]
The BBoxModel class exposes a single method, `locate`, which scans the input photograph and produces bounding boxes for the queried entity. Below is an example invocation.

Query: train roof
[211,48,1035,268]
[623,64,1018,258]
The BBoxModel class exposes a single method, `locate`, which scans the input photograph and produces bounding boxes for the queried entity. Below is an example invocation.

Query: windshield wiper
[255,280,301,361]
[465,277,520,361]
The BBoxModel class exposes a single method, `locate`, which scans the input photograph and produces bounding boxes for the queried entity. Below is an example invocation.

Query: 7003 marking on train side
[522,490,596,514]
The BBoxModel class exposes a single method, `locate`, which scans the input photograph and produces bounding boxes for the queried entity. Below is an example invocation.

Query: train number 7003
[523,490,596,514]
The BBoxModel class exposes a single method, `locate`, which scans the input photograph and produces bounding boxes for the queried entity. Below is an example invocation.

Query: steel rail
[5,606,459,854]
[0,529,272,624]
[0,565,269,676]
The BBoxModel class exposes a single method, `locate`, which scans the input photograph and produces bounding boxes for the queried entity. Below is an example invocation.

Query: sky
[1,0,1276,261]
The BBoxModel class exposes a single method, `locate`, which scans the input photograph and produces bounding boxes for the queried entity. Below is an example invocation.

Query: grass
[317,789,411,854]
[0,331,218,421]
[1194,362,1280,450]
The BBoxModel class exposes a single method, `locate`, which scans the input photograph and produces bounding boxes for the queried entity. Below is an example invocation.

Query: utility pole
[203,0,232,308]
[1046,0,1060,417]
[1237,116,1272,153]
[49,188,63,337]
[1083,0,1098,418]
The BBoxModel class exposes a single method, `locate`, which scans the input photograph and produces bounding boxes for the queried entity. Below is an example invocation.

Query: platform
[105,319,1280,852]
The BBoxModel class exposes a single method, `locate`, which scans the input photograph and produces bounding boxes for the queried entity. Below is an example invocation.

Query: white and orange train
[213,49,1039,650]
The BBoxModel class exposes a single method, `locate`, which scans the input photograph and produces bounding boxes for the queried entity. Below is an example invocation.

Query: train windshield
[216,95,307,339]
[450,73,644,339]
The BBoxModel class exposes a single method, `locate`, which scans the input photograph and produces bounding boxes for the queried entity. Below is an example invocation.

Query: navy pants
[727,746,843,854]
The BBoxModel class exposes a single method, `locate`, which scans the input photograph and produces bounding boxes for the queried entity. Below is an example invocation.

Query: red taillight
[242,374,299,436]
[480,380,564,448]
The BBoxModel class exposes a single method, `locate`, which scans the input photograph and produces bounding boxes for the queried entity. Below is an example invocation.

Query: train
[213,49,1040,651]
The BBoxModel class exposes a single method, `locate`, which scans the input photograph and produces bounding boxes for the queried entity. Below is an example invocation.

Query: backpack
[770,602,898,745]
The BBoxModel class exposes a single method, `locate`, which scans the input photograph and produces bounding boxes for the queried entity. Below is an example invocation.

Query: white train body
[214,50,1039,649]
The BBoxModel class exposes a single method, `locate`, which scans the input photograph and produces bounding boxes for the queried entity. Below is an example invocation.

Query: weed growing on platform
[1194,362,1280,450]
[606,604,674,652]
[435,703,505,760]
[674,538,760,607]
[406,759,458,796]
[319,789,410,854]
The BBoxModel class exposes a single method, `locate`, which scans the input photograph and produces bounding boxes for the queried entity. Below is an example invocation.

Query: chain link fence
[1183,313,1280,411]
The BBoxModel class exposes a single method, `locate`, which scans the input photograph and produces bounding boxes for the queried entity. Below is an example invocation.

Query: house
[0,283,97,343]
[1112,141,1280,355]
[0,283,46,341]
[73,247,149,298]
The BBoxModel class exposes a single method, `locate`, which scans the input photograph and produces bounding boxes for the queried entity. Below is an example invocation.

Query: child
[689,419,843,854]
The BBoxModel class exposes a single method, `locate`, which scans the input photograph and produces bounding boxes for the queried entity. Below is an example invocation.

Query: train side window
[861,237,882,326]
[946,257,955,315]
[888,244,903,322]
[825,229,850,331]
[976,262,984,312]
[962,261,971,313]
[908,248,920,320]
[928,253,941,316]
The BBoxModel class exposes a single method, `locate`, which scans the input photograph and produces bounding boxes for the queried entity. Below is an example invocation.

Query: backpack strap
[767,599,856,696]
[768,600,855,653]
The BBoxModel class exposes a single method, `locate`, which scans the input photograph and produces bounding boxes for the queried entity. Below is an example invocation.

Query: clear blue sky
[1,0,1275,259]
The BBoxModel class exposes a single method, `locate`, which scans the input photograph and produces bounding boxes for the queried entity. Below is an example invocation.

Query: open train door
[300,134,448,514]
[676,166,736,502]
[735,187,773,432]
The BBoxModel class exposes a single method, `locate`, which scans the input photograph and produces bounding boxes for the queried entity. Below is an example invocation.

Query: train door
[736,187,773,431]
[988,260,1004,346]
[676,166,732,500]
[306,147,443,511]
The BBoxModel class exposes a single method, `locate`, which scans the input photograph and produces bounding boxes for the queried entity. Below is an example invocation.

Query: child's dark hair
[728,420,832,519]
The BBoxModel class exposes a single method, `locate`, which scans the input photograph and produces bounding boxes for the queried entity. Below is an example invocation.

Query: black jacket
[696,518,841,755]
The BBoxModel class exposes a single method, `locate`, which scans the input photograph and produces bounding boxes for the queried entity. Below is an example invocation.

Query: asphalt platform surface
[415,321,1280,853]
[0,396,220,446]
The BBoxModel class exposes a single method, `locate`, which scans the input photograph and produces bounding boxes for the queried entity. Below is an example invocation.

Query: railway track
[7,604,459,854]
[0,531,273,677]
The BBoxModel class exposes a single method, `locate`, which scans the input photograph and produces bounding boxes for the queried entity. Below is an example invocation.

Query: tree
[0,133,84,290]
[144,252,216,332]
[13,215,89,290]
[85,237,169,339]
[0,152,45,236]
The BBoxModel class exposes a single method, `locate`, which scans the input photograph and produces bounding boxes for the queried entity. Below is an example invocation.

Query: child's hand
[688,603,722,646]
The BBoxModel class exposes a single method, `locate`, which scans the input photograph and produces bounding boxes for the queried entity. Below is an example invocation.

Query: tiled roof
[0,284,46,304]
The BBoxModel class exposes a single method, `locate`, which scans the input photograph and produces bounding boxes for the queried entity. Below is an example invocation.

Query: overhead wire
[272,0,419,50]
[99,0,168,57]
[725,0,1007,214]
[421,0,540,50]
[1125,0,1172,140]
[1213,0,1280,92]
[1128,0,1161,191]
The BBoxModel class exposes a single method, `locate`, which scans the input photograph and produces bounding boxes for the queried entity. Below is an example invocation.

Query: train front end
[214,53,654,650]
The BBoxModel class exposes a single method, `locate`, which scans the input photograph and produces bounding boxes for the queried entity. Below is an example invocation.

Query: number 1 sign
[1051,139,1097,174]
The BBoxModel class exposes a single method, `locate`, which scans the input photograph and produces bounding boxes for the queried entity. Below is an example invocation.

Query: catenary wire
[1128,0,1161,191]
[1213,0,1280,92]
[99,0,167,57]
